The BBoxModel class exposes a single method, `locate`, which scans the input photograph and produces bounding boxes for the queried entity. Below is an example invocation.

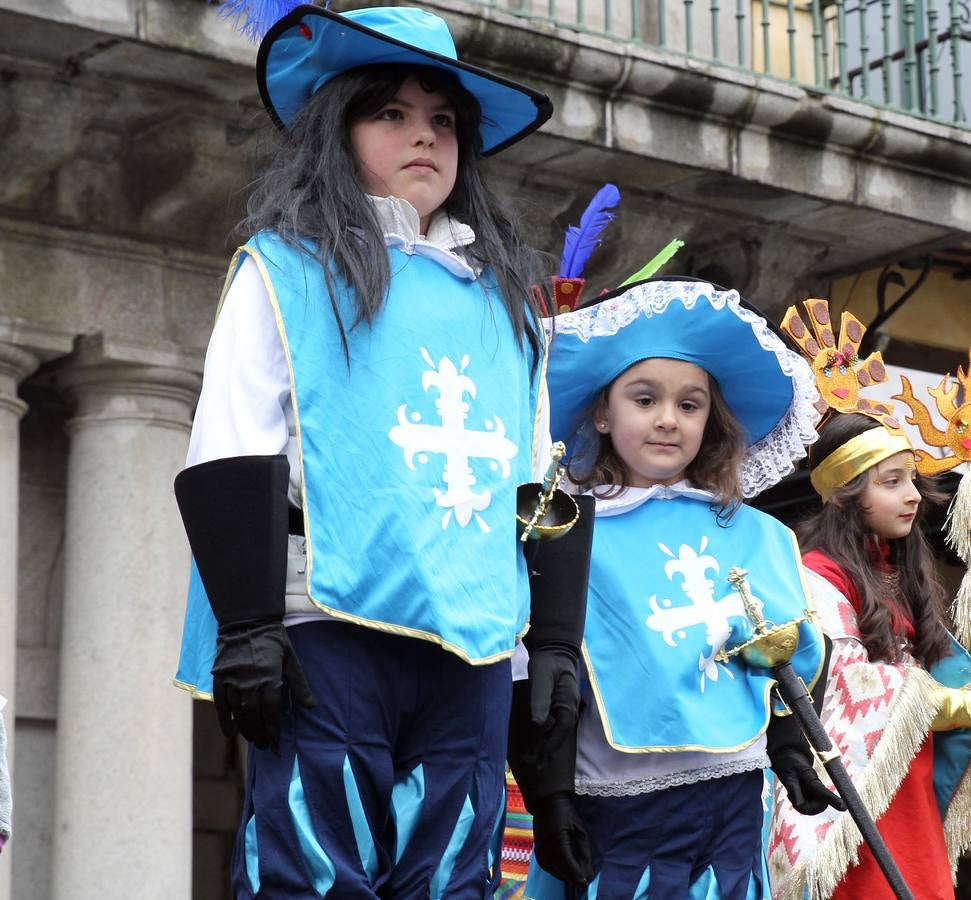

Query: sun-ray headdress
[780,299,916,502]
[892,352,971,477]
[893,350,971,648]
[780,299,901,428]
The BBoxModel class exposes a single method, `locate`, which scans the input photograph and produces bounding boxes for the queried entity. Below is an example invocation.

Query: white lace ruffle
[591,481,716,517]
[741,344,819,497]
[367,194,480,280]
[574,753,769,797]
[550,280,820,497]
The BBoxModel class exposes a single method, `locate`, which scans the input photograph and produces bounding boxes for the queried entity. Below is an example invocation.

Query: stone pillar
[0,342,39,900]
[50,336,200,900]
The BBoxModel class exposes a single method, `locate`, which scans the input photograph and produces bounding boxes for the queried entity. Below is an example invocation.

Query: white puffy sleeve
[185,255,292,467]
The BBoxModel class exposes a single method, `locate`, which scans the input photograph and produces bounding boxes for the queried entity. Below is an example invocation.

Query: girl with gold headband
[767,300,971,900]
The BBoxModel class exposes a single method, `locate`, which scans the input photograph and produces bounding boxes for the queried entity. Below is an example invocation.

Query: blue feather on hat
[558,183,621,280]
[216,0,304,41]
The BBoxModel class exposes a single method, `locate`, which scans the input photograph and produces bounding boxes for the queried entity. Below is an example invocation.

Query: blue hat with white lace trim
[546,277,821,496]
[249,5,553,155]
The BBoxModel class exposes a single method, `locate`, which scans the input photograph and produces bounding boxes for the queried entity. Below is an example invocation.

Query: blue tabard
[583,494,824,752]
[927,636,971,820]
[176,231,542,695]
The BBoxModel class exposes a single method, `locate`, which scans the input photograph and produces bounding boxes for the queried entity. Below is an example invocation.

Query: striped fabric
[496,769,534,898]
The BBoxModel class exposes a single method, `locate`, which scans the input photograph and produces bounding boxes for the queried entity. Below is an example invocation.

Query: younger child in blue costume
[510,278,842,899]
[171,6,586,898]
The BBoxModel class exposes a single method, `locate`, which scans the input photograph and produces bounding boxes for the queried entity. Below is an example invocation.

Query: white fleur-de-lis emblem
[645,537,760,691]
[389,349,518,531]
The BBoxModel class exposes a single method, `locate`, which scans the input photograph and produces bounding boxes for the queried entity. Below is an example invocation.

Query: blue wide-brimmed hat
[547,278,820,496]
[255,5,553,155]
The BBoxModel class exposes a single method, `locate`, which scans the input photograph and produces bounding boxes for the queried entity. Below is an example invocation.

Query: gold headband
[810,428,914,503]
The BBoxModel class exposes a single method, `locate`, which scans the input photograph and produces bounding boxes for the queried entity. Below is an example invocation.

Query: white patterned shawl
[767,572,971,900]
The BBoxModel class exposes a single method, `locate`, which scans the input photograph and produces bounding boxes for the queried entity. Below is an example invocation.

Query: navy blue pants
[570,770,765,900]
[230,621,512,899]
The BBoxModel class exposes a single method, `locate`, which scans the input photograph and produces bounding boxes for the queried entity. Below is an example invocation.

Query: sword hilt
[516,441,578,542]
[714,567,805,667]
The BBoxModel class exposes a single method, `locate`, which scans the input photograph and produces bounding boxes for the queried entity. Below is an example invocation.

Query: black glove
[212,620,315,755]
[527,644,580,759]
[524,494,595,757]
[174,455,317,754]
[771,746,845,815]
[507,678,578,819]
[766,634,843,816]
[531,792,594,885]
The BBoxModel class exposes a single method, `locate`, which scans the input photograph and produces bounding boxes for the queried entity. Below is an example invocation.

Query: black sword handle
[773,663,915,900]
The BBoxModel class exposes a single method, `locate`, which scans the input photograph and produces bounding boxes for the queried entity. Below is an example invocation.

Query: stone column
[0,342,39,900]
[50,335,200,900]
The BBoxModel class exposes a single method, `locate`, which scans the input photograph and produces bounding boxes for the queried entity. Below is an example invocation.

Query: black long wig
[238,63,546,370]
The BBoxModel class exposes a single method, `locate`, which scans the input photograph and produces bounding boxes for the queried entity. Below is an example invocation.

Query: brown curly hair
[568,365,747,520]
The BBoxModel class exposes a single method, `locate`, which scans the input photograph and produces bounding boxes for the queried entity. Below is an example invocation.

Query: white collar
[589,481,716,517]
[366,195,479,280]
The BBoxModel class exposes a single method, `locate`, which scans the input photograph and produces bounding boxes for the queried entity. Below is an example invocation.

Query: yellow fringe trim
[945,471,971,563]
[950,576,971,652]
[945,471,971,650]
[774,666,939,900]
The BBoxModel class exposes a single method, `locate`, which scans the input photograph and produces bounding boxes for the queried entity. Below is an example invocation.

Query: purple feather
[558,183,621,279]
[215,0,305,41]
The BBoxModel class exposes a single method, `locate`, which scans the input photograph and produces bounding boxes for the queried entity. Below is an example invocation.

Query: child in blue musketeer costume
[509,278,844,899]
[171,5,588,897]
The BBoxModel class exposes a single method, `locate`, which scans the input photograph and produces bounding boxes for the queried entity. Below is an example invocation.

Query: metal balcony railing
[474,0,969,126]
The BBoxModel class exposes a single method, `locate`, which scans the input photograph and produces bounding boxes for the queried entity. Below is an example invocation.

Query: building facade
[2,1,970,897]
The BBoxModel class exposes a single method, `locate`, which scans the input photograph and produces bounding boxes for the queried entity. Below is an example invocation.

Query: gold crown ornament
[780,299,902,432]
[781,299,917,502]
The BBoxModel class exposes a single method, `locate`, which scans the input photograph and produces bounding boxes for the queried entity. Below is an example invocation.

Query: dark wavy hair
[568,365,747,520]
[237,63,546,369]
[799,413,950,667]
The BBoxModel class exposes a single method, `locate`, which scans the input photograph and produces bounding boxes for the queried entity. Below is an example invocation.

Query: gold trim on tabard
[792,527,825,699]
[582,636,773,754]
[580,526,823,752]
[532,321,551,478]
[810,428,914,503]
[234,245,524,666]
[172,678,213,702]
